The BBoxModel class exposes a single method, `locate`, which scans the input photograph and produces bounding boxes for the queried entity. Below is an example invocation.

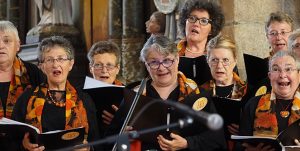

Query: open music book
[231,118,300,150]
[0,118,85,150]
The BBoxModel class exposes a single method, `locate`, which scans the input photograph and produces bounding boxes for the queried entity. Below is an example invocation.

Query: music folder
[0,118,85,150]
[83,76,125,136]
[231,118,300,150]
[243,53,269,86]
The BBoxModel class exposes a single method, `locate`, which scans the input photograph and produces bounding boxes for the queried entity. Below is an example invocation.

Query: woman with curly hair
[177,0,225,85]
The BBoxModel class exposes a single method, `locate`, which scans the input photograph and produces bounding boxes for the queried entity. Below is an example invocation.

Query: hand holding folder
[0,118,85,150]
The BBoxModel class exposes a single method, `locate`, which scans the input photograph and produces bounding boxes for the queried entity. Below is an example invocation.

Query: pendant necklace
[277,99,293,118]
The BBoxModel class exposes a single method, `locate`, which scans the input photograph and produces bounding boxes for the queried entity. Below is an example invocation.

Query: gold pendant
[280,111,290,118]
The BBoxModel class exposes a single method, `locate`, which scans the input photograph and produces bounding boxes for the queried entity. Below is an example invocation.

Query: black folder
[243,53,269,86]
[232,118,300,150]
[0,118,85,150]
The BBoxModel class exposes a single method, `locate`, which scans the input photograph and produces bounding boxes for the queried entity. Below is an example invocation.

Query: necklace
[277,99,293,118]
[185,47,203,54]
[47,90,66,107]
[214,85,234,99]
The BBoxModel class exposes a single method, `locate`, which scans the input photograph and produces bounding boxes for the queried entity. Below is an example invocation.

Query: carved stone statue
[35,0,73,25]
[26,0,79,44]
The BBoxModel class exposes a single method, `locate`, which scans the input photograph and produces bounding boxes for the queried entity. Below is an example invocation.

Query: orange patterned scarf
[200,72,247,101]
[113,79,124,86]
[0,57,30,118]
[134,72,200,102]
[177,39,207,56]
[25,81,89,133]
[253,91,300,137]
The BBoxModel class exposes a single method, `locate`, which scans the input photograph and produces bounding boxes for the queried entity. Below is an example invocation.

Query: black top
[237,95,293,150]
[106,81,227,151]
[42,90,66,132]
[0,82,10,117]
[215,84,234,98]
[11,86,100,150]
[178,56,212,86]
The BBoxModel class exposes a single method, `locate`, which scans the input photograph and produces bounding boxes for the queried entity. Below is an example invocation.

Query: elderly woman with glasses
[200,35,252,150]
[249,12,295,97]
[238,51,300,150]
[177,0,224,85]
[12,36,99,151]
[108,35,226,151]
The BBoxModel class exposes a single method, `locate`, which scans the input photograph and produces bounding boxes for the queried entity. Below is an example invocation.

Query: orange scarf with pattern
[113,79,124,86]
[25,81,89,134]
[0,57,30,118]
[200,72,247,100]
[135,72,200,102]
[177,39,207,56]
[254,91,300,137]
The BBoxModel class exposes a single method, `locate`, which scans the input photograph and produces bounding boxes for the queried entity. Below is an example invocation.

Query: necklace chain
[47,90,66,107]
[185,47,203,54]
[277,99,293,118]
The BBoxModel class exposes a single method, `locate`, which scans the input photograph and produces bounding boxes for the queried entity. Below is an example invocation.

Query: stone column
[109,0,123,78]
[221,0,300,80]
[122,0,146,83]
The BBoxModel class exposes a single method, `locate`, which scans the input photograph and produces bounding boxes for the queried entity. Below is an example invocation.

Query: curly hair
[178,0,225,40]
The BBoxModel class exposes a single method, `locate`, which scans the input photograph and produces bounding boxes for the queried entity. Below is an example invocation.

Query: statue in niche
[26,0,79,44]
[35,0,73,25]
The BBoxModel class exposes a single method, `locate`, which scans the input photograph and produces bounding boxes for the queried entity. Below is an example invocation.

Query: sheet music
[83,76,124,89]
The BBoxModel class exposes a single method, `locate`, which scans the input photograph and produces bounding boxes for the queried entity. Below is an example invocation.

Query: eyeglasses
[92,63,117,71]
[271,66,298,74]
[209,58,231,66]
[187,16,212,26]
[267,31,291,37]
[43,56,70,64]
[292,43,300,50]
[146,59,175,70]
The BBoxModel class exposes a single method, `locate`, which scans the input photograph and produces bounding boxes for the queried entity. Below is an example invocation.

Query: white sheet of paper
[83,76,124,89]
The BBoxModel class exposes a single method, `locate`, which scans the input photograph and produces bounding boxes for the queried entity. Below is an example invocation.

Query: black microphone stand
[54,116,194,151]
[112,77,149,151]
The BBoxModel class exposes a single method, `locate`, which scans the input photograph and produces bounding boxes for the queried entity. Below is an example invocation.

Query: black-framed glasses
[187,16,212,26]
[209,58,231,66]
[92,63,117,71]
[146,59,175,70]
[43,56,70,64]
[267,31,291,37]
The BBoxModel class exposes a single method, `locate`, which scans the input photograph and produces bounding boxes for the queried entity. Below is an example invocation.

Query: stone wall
[221,0,300,80]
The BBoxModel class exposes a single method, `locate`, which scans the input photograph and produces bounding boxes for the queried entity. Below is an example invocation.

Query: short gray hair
[269,50,300,71]
[140,35,177,62]
[87,41,120,65]
[38,36,74,63]
[288,29,300,52]
[0,20,20,41]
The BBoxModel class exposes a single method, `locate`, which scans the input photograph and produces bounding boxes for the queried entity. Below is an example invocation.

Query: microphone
[158,99,223,130]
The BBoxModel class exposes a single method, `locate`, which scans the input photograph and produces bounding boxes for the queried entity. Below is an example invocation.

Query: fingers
[157,135,171,150]
[111,105,119,111]
[102,110,114,125]
[23,133,45,151]
[227,124,239,135]
[295,139,300,145]
[125,126,133,132]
